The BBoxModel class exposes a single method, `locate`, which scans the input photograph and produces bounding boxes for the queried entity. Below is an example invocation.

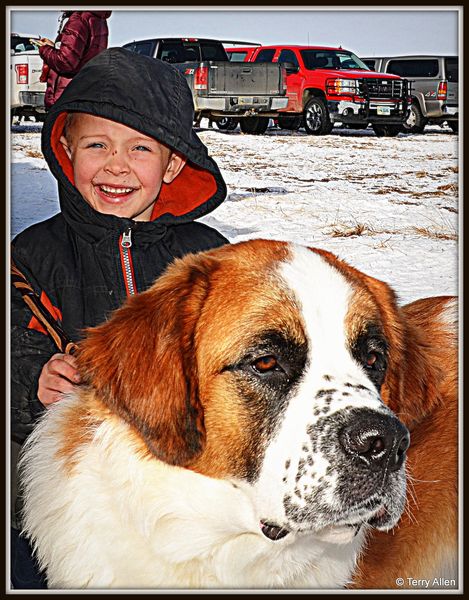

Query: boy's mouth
[97,185,135,198]
[96,184,136,200]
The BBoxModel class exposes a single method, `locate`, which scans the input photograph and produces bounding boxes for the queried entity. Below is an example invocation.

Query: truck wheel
[303,97,333,135]
[401,102,427,134]
[215,117,238,131]
[239,117,270,135]
[277,115,302,131]
[372,124,401,137]
[448,121,458,134]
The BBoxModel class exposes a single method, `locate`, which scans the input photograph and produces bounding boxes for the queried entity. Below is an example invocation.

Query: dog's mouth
[260,503,393,543]
[260,520,290,541]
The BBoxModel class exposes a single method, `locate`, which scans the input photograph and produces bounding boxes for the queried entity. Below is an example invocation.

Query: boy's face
[60,113,186,221]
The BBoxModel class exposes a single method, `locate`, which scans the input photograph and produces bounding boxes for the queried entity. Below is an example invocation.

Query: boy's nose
[104,151,130,175]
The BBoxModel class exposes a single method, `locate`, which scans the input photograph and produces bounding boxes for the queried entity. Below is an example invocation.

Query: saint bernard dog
[19,239,457,589]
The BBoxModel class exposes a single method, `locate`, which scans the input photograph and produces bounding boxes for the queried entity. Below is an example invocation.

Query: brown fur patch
[75,239,296,475]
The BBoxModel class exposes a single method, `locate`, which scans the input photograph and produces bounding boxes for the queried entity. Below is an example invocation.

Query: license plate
[238,96,253,105]
[377,106,391,116]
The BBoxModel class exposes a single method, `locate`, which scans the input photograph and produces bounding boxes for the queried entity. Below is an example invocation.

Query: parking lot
[10,120,459,305]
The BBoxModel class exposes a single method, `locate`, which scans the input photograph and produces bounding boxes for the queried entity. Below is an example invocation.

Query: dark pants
[10,527,47,589]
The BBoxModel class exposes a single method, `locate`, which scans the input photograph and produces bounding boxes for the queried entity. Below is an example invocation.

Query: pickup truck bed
[122,38,288,134]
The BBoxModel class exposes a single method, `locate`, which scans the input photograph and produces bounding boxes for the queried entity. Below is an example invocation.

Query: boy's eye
[134,145,151,152]
[86,142,106,149]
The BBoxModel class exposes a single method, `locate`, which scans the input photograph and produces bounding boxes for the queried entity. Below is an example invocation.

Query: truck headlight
[326,78,358,96]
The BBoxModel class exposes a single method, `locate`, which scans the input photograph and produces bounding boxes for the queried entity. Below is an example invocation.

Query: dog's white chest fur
[21,406,362,589]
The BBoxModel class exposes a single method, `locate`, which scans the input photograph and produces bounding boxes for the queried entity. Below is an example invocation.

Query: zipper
[119,228,137,296]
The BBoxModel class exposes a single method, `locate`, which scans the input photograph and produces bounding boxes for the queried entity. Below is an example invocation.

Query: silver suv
[362,55,458,134]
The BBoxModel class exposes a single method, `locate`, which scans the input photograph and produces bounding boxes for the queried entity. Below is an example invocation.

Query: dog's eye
[365,351,379,368]
[252,355,280,374]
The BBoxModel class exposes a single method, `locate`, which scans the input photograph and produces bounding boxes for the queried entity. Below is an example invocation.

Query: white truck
[11,33,46,122]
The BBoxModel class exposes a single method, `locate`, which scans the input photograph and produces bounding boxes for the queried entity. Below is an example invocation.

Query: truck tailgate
[206,61,284,96]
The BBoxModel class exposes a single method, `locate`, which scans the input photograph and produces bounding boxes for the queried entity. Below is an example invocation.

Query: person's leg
[10,527,48,589]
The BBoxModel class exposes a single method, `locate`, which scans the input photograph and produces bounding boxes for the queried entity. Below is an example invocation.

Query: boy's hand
[38,353,81,407]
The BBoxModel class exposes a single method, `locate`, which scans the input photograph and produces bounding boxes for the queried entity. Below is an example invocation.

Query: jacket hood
[41,47,226,241]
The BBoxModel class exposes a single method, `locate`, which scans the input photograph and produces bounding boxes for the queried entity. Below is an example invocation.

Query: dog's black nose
[339,410,410,472]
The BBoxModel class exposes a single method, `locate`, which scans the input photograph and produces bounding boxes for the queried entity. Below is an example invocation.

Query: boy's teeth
[101,185,133,194]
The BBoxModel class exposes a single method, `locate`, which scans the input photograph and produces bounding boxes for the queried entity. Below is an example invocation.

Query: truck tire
[401,102,427,134]
[448,121,458,134]
[372,124,401,137]
[277,115,302,131]
[303,97,333,135]
[214,117,239,131]
[239,117,270,135]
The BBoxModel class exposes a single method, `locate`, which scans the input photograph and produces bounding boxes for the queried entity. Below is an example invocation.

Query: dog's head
[78,239,409,543]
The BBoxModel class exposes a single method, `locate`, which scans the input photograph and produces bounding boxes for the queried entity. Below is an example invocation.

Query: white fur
[20,397,364,589]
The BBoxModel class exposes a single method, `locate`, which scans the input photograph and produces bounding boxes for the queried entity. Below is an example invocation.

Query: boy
[11,47,228,587]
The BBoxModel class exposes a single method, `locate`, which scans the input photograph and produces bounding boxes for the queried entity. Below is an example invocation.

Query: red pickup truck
[228,44,411,137]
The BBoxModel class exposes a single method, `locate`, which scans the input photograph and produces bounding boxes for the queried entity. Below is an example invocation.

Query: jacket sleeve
[10,252,57,444]
[39,13,90,77]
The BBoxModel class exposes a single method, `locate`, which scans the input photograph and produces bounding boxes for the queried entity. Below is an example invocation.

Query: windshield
[300,50,370,71]
[11,35,38,53]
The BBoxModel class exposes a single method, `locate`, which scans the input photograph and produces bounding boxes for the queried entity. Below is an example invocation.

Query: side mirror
[281,61,299,75]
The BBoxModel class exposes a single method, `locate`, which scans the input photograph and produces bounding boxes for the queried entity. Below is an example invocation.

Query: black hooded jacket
[11,48,228,442]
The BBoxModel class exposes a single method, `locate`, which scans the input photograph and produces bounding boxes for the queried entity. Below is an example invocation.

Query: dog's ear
[77,252,218,466]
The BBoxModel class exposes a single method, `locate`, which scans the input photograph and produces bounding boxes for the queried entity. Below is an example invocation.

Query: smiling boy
[11,48,228,588]
[60,113,186,221]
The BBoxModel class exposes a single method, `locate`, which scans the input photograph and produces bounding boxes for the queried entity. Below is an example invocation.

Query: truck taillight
[281,66,287,93]
[15,64,29,84]
[437,81,447,100]
[194,66,208,90]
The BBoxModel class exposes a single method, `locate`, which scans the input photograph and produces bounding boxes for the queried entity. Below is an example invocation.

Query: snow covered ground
[9,120,459,306]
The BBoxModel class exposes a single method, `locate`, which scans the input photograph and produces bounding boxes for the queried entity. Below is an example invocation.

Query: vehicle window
[228,51,248,62]
[200,42,227,61]
[445,58,458,83]
[254,49,276,63]
[300,50,369,70]
[278,49,299,67]
[158,41,185,63]
[11,36,37,53]
[386,59,439,78]
[363,59,378,70]
[123,40,156,58]
[180,44,200,62]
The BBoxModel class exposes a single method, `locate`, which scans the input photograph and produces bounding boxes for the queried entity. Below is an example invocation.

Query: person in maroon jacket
[36,10,112,109]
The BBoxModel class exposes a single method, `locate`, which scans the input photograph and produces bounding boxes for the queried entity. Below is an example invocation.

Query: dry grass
[329,222,374,237]
[25,149,43,159]
[411,226,457,241]
[374,187,406,195]
[437,183,458,192]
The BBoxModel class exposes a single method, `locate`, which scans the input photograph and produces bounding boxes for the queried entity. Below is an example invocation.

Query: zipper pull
[121,228,132,249]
